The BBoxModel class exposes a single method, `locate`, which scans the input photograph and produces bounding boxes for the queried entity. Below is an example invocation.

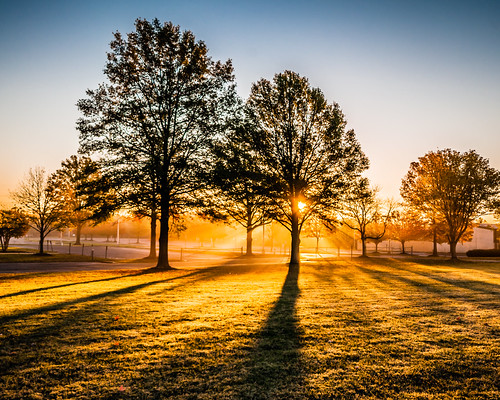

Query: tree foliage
[0,208,29,252]
[77,19,236,268]
[247,70,368,266]
[401,149,500,259]
[387,206,427,254]
[11,167,68,254]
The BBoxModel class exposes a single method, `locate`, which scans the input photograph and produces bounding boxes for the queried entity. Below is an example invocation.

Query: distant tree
[303,215,325,253]
[78,19,236,269]
[49,155,108,245]
[341,186,393,257]
[387,206,427,254]
[11,167,68,254]
[248,70,368,267]
[0,208,29,252]
[401,149,500,260]
[204,117,269,256]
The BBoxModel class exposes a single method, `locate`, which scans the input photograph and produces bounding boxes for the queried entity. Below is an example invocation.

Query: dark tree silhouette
[204,116,269,256]
[248,70,368,266]
[77,19,236,269]
[401,149,500,260]
[49,155,107,245]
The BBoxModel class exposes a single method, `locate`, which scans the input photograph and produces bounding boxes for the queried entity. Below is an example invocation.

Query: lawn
[0,256,499,399]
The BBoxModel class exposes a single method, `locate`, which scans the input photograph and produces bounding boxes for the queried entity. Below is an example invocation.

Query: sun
[298,201,306,211]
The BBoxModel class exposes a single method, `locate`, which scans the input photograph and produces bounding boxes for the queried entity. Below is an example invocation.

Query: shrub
[466,249,500,257]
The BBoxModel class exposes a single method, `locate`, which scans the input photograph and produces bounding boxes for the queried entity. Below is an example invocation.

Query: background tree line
[4,19,500,264]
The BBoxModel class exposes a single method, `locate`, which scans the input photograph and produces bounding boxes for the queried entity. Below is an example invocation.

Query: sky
[1,0,499,205]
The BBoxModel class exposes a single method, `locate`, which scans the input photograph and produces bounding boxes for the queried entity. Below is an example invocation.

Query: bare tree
[341,186,393,257]
[11,167,68,254]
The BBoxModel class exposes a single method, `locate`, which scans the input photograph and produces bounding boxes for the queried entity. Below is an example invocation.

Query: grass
[0,256,499,399]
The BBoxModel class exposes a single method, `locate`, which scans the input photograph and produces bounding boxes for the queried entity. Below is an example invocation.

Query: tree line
[3,19,500,264]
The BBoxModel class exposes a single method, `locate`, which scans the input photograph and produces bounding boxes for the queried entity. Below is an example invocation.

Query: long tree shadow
[238,265,305,399]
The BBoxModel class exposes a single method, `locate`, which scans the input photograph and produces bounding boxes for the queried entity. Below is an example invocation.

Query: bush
[466,249,500,257]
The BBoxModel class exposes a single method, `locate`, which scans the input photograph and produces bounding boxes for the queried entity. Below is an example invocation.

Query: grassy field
[0,248,106,263]
[0,256,499,399]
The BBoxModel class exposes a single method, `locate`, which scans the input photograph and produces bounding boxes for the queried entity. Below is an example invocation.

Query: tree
[248,71,368,267]
[341,186,393,257]
[0,208,29,252]
[49,155,106,245]
[78,19,236,269]
[401,149,500,260]
[303,215,325,253]
[11,167,68,254]
[387,206,427,254]
[204,117,269,256]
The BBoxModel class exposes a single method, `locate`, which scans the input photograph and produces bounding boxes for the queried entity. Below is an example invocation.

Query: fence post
[68,243,71,255]
[81,243,84,256]
[91,249,94,261]
[338,247,340,257]
[350,246,353,260]
[180,248,183,261]
[105,246,108,259]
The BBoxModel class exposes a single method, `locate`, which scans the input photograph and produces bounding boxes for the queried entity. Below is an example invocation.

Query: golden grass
[0,256,499,399]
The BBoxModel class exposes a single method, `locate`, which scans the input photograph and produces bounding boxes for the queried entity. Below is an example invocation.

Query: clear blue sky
[1,0,499,204]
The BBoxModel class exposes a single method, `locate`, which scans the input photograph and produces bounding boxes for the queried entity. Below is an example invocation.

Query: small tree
[49,155,105,245]
[401,149,500,260]
[11,167,68,254]
[341,186,393,257]
[0,208,29,252]
[387,206,427,254]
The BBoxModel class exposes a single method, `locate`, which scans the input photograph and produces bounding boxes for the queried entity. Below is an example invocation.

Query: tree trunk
[148,212,157,259]
[39,231,45,255]
[156,197,172,270]
[75,224,83,245]
[246,227,254,256]
[0,236,9,252]
[432,227,438,256]
[375,242,379,253]
[450,240,458,260]
[315,236,319,253]
[401,240,406,254]
[290,199,300,266]
[361,237,367,256]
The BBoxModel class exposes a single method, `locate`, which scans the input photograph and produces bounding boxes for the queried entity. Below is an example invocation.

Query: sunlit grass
[0,257,499,399]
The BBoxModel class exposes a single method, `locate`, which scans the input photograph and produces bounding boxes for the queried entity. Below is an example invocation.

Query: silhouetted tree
[49,155,106,245]
[247,71,368,266]
[11,167,68,254]
[78,19,236,269]
[204,116,269,256]
[401,149,500,260]
[0,208,29,252]
[341,186,393,257]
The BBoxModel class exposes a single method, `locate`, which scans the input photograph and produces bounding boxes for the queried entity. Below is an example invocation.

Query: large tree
[248,70,368,266]
[77,19,236,269]
[11,167,68,254]
[401,149,500,260]
[0,208,29,252]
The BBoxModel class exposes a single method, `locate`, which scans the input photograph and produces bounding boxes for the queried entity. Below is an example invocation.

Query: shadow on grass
[237,264,305,399]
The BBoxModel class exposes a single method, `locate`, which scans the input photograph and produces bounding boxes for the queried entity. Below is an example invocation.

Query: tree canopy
[401,149,500,260]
